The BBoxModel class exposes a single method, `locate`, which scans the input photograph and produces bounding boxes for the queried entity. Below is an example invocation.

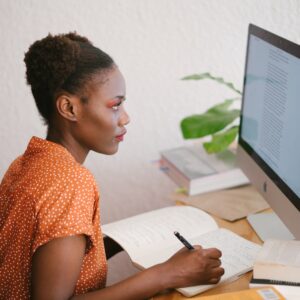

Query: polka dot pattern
[0,137,107,299]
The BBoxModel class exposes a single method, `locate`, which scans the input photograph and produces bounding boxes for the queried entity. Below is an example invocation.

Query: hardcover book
[160,145,249,196]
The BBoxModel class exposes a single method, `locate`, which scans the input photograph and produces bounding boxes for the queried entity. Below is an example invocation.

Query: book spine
[251,278,300,287]
[160,156,190,190]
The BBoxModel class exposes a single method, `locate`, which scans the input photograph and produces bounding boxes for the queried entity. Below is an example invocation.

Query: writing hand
[160,245,224,288]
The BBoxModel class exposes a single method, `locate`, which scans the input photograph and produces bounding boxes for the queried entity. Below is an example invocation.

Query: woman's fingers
[203,247,222,259]
[208,258,222,268]
[208,277,221,284]
[207,267,225,284]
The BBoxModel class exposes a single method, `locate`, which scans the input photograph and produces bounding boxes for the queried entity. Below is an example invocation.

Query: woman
[0,32,224,299]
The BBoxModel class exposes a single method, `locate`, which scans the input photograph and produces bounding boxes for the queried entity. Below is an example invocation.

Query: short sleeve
[32,168,98,255]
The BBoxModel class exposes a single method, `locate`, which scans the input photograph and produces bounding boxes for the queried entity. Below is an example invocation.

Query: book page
[256,239,300,267]
[139,227,260,272]
[102,206,218,258]
[178,229,261,296]
[136,228,261,296]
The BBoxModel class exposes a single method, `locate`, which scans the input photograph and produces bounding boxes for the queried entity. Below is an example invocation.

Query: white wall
[1,0,299,284]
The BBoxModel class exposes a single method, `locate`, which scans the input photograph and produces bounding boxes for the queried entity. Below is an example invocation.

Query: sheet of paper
[102,206,218,258]
[173,185,270,221]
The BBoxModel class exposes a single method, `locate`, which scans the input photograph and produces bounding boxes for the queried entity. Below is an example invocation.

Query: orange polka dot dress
[0,137,107,299]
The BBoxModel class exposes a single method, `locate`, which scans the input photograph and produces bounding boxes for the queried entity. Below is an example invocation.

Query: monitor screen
[237,24,300,239]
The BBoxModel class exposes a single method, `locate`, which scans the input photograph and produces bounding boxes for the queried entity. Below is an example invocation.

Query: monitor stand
[247,211,295,241]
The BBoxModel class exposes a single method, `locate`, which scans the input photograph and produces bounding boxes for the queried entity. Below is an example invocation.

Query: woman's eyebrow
[115,95,126,101]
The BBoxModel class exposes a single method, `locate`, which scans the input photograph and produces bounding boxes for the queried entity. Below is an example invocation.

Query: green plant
[180,72,242,153]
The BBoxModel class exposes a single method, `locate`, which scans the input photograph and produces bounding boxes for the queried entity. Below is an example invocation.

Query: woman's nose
[119,107,130,126]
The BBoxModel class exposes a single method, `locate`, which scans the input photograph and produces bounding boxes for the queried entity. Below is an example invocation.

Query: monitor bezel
[238,24,300,212]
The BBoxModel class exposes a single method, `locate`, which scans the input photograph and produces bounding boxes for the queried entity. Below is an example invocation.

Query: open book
[102,206,261,297]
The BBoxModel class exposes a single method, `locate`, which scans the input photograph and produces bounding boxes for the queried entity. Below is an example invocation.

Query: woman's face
[73,67,130,155]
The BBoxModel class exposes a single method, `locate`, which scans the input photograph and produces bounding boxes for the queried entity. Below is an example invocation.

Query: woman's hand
[160,245,224,289]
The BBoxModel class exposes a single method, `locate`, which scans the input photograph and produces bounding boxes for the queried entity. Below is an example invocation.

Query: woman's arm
[31,235,224,300]
[31,235,86,300]
[74,245,223,300]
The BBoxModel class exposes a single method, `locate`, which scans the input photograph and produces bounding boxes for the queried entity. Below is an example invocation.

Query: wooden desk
[153,212,263,299]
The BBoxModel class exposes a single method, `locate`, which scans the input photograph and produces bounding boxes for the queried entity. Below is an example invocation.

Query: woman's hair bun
[24,33,89,92]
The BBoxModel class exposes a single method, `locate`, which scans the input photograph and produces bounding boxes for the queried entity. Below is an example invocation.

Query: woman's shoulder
[44,158,97,190]
[18,148,98,200]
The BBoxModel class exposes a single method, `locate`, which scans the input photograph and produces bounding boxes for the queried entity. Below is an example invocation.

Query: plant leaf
[180,109,240,139]
[203,126,239,153]
[181,72,242,95]
[181,73,211,80]
[206,98,240,114]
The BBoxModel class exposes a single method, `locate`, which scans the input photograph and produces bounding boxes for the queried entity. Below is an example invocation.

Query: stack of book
[160,145,249,196]
[250,239,300,298]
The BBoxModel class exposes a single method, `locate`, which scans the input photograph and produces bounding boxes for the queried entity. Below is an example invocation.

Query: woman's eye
[112,102,122,111]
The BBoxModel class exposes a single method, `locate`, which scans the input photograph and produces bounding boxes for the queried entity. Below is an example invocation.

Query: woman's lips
[115,131,126,142]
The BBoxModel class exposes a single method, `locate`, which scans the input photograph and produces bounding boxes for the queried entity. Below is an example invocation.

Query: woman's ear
[55,94,80,122]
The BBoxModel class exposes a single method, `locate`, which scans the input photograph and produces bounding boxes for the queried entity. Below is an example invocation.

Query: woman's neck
[46,127,89,164]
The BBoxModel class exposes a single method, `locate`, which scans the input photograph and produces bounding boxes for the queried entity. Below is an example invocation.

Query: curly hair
[24,32,115,125]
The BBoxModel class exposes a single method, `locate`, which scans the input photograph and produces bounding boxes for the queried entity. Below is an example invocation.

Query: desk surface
[153,208,263,299]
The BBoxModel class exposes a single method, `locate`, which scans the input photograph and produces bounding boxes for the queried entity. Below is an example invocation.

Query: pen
[174,231,194,250]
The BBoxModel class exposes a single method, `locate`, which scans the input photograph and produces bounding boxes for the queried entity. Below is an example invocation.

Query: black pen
[174,231,194,250]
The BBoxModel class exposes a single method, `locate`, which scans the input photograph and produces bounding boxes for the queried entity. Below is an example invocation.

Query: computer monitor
[237,24,300,240]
